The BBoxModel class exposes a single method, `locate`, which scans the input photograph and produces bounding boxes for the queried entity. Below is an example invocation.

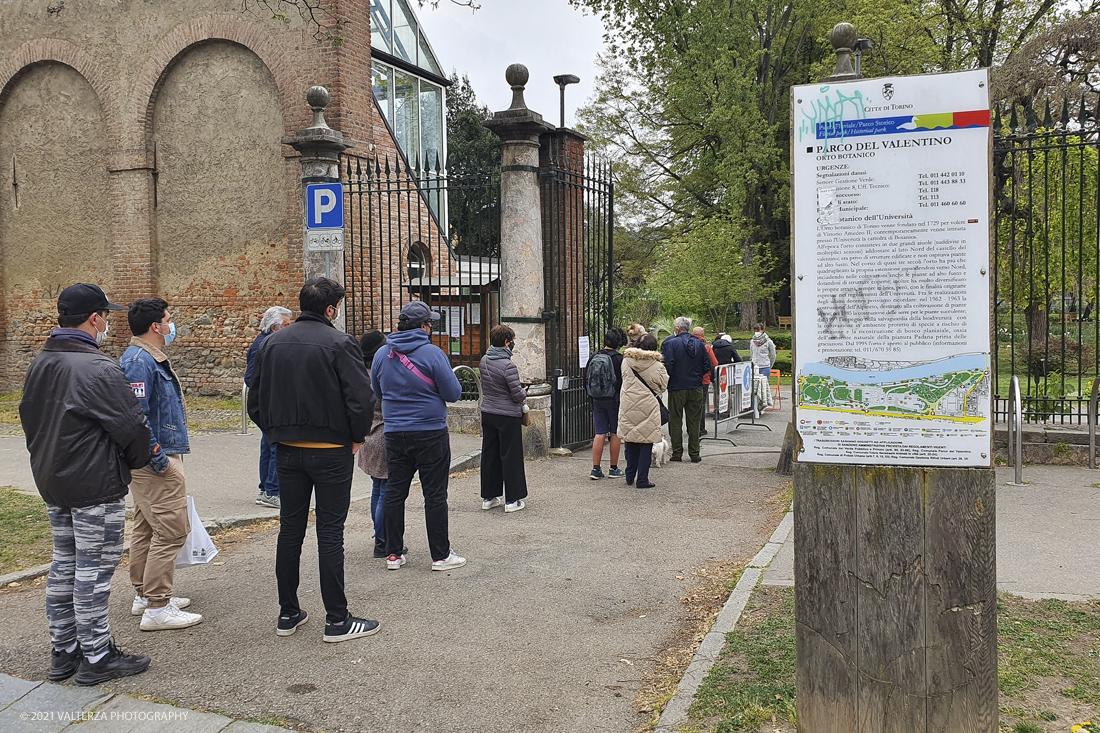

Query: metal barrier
[1090,377,1100,469]
[453,365,482,407]
[238,383,250,436]
[1007,375,1024,485]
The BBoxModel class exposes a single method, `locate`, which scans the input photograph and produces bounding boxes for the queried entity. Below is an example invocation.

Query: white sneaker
[431,551,467,571]
[139,603,203,631]
[481,496,504,510]
[386,553,406,570]
[504,499,526,513]
[131,595,191,616]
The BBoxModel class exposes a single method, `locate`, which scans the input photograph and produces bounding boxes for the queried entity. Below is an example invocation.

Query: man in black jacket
[21,283,153,686]
[248,277,380,643]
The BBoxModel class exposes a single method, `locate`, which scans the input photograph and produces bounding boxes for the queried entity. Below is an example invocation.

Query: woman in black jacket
[711,334,740,365]
[478,325,528,513]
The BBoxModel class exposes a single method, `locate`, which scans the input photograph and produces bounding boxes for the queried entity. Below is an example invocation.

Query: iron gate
[542,142,615,449]
[343,153,501,369]
[992,99,1100,424]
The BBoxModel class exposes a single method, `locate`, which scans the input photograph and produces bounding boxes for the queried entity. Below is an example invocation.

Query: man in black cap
[248,277,380,643]
[21,283,154,685]
[372,300,465,572]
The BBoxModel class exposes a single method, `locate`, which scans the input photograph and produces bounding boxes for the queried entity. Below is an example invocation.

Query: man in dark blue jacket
[248,277,379,644]
[245,305,292,508]
[372,301,465,572]
[660,316,710,462]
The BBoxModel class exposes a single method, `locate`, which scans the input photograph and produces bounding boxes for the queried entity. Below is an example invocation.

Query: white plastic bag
[175,496,219,567]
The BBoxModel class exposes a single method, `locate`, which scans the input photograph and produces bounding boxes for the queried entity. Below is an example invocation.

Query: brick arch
[126,15,298,150]
[0,38,119,146]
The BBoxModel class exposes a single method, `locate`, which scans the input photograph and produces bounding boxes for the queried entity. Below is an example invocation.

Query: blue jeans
[371,477,387,543]
[258,432,279,496]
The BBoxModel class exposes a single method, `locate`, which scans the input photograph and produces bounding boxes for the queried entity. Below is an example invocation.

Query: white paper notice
[579,336,591,369]
[791,69,992,467]
[447,306,464,338]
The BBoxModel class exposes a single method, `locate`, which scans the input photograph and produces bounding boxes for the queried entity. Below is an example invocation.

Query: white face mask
[331,308,341,323]
[95,316,109,346]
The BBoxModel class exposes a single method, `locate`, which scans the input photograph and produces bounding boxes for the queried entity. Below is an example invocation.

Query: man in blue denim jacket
[118,298,203,632]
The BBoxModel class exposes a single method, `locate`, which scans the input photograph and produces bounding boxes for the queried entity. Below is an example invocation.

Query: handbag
[633,369,669,425]
[521,409,532,427]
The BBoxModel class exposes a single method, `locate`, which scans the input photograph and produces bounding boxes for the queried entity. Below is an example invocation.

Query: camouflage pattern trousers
[45,500,125,657]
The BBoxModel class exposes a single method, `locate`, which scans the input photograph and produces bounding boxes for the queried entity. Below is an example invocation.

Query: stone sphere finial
[505,63,530,111]
[830,23,857,51]
[307,85,331,129]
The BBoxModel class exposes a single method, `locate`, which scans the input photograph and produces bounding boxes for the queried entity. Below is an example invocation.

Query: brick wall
[0,0,384,395]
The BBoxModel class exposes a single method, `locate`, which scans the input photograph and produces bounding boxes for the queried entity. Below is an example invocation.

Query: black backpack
[585,351,618,400]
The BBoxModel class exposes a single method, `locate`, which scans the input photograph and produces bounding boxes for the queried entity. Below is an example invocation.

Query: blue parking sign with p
[306,183,343,230]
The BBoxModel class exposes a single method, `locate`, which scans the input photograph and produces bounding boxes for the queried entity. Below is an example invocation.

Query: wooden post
[794,464,997,731]
[791,25,998,733]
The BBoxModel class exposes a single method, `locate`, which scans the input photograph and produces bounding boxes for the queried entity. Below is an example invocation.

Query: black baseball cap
[57,283,123,316]
[398,301,441,327]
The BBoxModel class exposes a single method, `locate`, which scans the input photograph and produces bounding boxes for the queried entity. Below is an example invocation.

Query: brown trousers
[128,454,189,608]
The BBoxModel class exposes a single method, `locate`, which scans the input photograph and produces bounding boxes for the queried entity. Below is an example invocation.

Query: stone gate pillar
[485,64,554,384]
[283,86,354,329]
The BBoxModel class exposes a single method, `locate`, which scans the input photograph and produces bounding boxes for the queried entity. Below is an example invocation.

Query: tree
[446,72,499,166]
[574,0,1080,330]
[574,0,822,328]
[651,217,776,333]
[445,73,499,257]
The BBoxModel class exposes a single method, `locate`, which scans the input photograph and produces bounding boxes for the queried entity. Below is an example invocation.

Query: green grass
[998,594,1100,704]
[0,391,243,431]
[0,487,52,575]
[689,586,797,732]
[683,589,1100,732]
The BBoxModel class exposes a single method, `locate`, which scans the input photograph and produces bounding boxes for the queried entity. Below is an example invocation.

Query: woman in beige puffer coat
[618,335,669,488]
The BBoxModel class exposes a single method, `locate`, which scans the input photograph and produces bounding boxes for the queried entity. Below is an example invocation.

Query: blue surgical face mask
[161,322,176,346]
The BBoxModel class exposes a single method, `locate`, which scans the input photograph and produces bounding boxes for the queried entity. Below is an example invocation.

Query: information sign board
[305,229,344,253]
[791,69,992,466]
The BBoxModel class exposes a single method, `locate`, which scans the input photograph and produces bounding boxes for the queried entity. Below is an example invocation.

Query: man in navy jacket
[371,301,465,572]
[660,316,710,462]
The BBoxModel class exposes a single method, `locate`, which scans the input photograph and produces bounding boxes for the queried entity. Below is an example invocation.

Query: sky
[413,0,608,128]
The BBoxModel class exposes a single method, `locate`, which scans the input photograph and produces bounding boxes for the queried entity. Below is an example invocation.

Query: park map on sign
[798,354,989,423]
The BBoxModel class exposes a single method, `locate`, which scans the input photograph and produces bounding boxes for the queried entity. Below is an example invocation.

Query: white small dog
[651,432,672,468]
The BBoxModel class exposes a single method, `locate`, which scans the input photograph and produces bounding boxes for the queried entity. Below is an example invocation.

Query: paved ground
[0,450,791,733]
[762,463,1100,600]
[0,432,483,526]
[0,672,286,732]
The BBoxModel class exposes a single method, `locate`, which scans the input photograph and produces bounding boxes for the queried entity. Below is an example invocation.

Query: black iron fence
[993,98,1100,424]
[542,141,615,449]
[343,154,501,368]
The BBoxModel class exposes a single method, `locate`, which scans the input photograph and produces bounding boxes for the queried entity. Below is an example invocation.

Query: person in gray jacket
[478,325,528,513]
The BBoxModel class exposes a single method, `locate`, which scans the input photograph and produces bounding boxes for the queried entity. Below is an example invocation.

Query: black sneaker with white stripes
[323,615,380,643]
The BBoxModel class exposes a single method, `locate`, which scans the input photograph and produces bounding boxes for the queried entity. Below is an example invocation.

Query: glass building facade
[370,0,446,179]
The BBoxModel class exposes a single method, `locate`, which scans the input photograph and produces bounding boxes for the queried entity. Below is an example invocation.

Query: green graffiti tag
[799,85,867,146]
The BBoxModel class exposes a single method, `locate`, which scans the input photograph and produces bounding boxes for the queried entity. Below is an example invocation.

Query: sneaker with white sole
[504,499,526,513]
[481,496,504,510]
[323,615,380,643]
[256,493,280,508]
[276,609,308,637]
[131,595,191,616]
[386,553,406,570]
[139,603,203,631]
[431,551,467,571]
